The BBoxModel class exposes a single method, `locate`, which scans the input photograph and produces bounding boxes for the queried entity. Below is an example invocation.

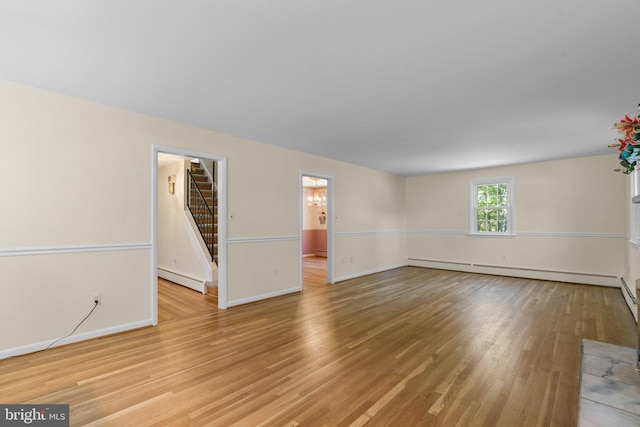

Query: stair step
[190,198,212,207]
[191,210,213,216]
[200,236,216,243]
[189,200,214,207]
[189,162,217,262]
[192,213,215,219]
[190,202,214,209]
[191,188,213,195]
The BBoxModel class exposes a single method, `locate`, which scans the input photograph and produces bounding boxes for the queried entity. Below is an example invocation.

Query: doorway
[152,145,227,326]
[300,172,334,288]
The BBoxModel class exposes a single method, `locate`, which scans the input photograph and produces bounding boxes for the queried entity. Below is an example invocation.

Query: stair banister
[186,168,216,263]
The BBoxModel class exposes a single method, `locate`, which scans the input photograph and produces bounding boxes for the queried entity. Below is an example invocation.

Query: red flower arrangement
[610,105,640,174]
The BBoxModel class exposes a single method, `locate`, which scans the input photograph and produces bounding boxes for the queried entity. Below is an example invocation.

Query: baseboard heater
[620,278,640,371]
[407,258,616,279]
[157,267,202,282]
[407,258,471,267]
[620,277,639,307]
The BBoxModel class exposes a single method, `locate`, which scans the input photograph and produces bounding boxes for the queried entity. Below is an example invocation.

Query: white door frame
[299,171,334,288]
[152,144,228,325]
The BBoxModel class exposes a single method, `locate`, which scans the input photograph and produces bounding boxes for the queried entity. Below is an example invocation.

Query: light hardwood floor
[303,256,327,287]
[157,277,218,323]
[0,267,636,426]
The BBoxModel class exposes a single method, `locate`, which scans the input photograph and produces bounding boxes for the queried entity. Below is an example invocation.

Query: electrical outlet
[92,293,101,305]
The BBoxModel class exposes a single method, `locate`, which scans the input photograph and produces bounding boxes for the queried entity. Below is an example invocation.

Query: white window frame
[631,170,640,246]
[469,176,515,237]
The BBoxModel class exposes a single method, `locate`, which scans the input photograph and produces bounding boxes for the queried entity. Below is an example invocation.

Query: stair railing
[186,169,215,262]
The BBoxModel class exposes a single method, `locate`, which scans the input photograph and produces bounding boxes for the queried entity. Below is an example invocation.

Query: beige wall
[406,155,627,286]
[157,160,208,288]
[0,79,407,356]
[1,77,633,357]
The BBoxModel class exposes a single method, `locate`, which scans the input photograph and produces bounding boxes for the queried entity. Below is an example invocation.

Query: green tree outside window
[471,179,513,234]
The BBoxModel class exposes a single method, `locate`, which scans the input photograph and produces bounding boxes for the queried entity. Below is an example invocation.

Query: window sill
[468,232,516,238]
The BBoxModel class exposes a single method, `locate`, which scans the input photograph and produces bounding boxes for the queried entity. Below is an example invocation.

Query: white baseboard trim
[0,319,152,360]
[407,258,619,287]
[158,267,205,293]
[183,213,215,281]
[335,263,407,282]
[227,286,300,307]
[406,230,626,238]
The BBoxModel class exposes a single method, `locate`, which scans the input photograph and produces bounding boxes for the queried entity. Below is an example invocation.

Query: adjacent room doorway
[152,145,228,326]
[300,172,334,288]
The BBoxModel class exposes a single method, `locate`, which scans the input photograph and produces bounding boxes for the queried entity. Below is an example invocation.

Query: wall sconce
[319,211,327,224]
[168,175,176,194]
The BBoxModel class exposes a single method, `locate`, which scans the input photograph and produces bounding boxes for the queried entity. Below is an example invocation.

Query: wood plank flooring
[157,278,218,323]
[0,267,636,426]
[303,256,327,287]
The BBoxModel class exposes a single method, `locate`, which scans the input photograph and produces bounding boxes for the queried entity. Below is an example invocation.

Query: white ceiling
[302,176,328,188]
[157,152,192,169]
[1,1,638,176]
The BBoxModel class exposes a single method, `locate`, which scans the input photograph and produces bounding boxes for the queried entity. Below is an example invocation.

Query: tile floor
[578,339,640,426]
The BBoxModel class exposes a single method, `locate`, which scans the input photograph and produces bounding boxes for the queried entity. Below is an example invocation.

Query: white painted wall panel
[157,161,207,284]
[0,249,151,353]
[0,79,408,355]
[406,155,627,286]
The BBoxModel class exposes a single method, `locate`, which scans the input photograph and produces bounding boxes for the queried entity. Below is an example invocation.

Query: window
[470,177,514,235]
[631,170,640,245]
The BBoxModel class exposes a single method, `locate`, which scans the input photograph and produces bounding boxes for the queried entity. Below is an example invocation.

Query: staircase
[187,161,217,264]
